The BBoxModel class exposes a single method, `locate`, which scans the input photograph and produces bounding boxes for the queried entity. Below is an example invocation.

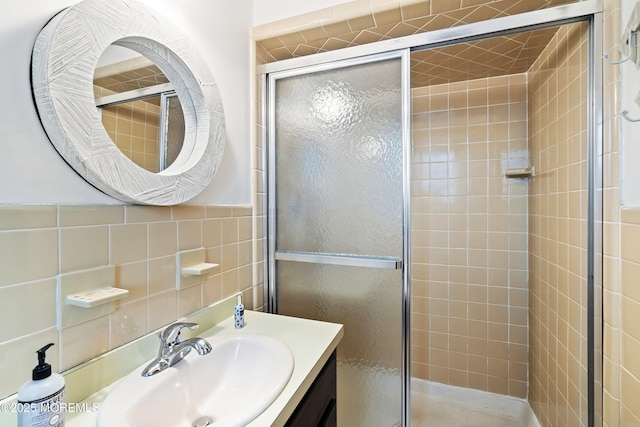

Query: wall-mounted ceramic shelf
[181,262,219,276]
[505,167,534,178]
[66,287,129,308]
[57,265,129,329]
[177,248,219,290]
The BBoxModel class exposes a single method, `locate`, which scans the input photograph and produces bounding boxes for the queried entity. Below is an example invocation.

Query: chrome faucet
[141,322,212,377]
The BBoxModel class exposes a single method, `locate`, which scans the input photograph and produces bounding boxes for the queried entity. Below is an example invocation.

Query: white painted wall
[252,0,352,26]
[620,0,640,206]
[96,45,141,67]
[0,0,252,205]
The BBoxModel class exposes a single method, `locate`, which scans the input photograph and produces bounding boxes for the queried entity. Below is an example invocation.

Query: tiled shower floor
[411,379,540,427]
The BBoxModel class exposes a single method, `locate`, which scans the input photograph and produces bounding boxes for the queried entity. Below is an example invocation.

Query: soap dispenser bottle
[17,343,65,427]
[234,294,245,329]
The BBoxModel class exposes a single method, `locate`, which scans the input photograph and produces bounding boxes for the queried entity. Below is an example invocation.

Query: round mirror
[31,0,225,205]
[93,45,186,173]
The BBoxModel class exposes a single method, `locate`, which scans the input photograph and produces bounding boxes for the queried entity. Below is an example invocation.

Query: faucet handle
[160,322,199,344]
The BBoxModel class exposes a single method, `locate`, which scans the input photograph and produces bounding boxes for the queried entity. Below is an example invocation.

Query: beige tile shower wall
[101,100,161,172]
[601,0,623,425]
[411,74,529,398]
[253,42,268,312]
[527,22,589,427]
[0,205,257,399]
[619,208,640,424]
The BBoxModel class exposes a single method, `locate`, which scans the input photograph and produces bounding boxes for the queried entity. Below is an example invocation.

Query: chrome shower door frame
[266,48,412,426]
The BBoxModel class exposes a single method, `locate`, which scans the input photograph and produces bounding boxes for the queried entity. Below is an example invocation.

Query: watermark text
[0,402,100,413]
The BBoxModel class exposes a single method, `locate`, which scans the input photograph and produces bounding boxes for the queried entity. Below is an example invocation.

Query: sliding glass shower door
[267,51,410,426]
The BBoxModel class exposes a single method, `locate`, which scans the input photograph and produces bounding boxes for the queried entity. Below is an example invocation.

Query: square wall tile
[0,328,59,399]
[0,279,57,343]
[178,285,203,318]
[59,206,123,227]
[60,226,109,273]
[0,206,57,230]
[60,316,109,370]
[110,298,148,348]
[177,220,202,250]
[149,256,177,295]
[125,206,171,223]
[110,223,147,264]
[148,222,177,259]
[115,261,147,301]
[148,290,178,331]
[0,229,58,287]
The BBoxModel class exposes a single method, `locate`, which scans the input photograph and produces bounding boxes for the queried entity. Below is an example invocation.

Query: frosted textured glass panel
[275,59,403,257]
[278,261,402,426]
[165,95,185,168]
[272,56,404,426]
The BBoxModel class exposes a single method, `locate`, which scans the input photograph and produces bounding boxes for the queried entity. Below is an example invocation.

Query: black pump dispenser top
[33,343,54,380]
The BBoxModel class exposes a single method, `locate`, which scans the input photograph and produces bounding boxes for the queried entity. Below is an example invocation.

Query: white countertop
[66,310,343,427]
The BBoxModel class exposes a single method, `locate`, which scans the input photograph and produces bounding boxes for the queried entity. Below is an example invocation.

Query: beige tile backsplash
[0,204,257,399]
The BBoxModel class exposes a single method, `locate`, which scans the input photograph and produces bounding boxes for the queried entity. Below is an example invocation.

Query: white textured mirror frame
[31,0,226,205]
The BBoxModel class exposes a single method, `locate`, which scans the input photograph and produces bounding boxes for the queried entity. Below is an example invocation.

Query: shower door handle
[275,251,403,270]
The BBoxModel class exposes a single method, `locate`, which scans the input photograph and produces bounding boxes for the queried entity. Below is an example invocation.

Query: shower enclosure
[263,2,602,426]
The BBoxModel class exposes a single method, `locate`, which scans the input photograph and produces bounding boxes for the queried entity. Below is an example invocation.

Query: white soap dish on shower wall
[66,287,129,308]
[504,167,534,178]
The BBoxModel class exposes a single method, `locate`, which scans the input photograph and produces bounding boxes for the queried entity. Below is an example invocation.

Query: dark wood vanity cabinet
[286,351,337,427]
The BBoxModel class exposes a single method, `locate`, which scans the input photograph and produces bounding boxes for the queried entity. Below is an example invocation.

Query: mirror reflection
[93,45,185,172]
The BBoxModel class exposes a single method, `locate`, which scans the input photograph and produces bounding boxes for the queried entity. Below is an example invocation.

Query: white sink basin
[97,334,294,427]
